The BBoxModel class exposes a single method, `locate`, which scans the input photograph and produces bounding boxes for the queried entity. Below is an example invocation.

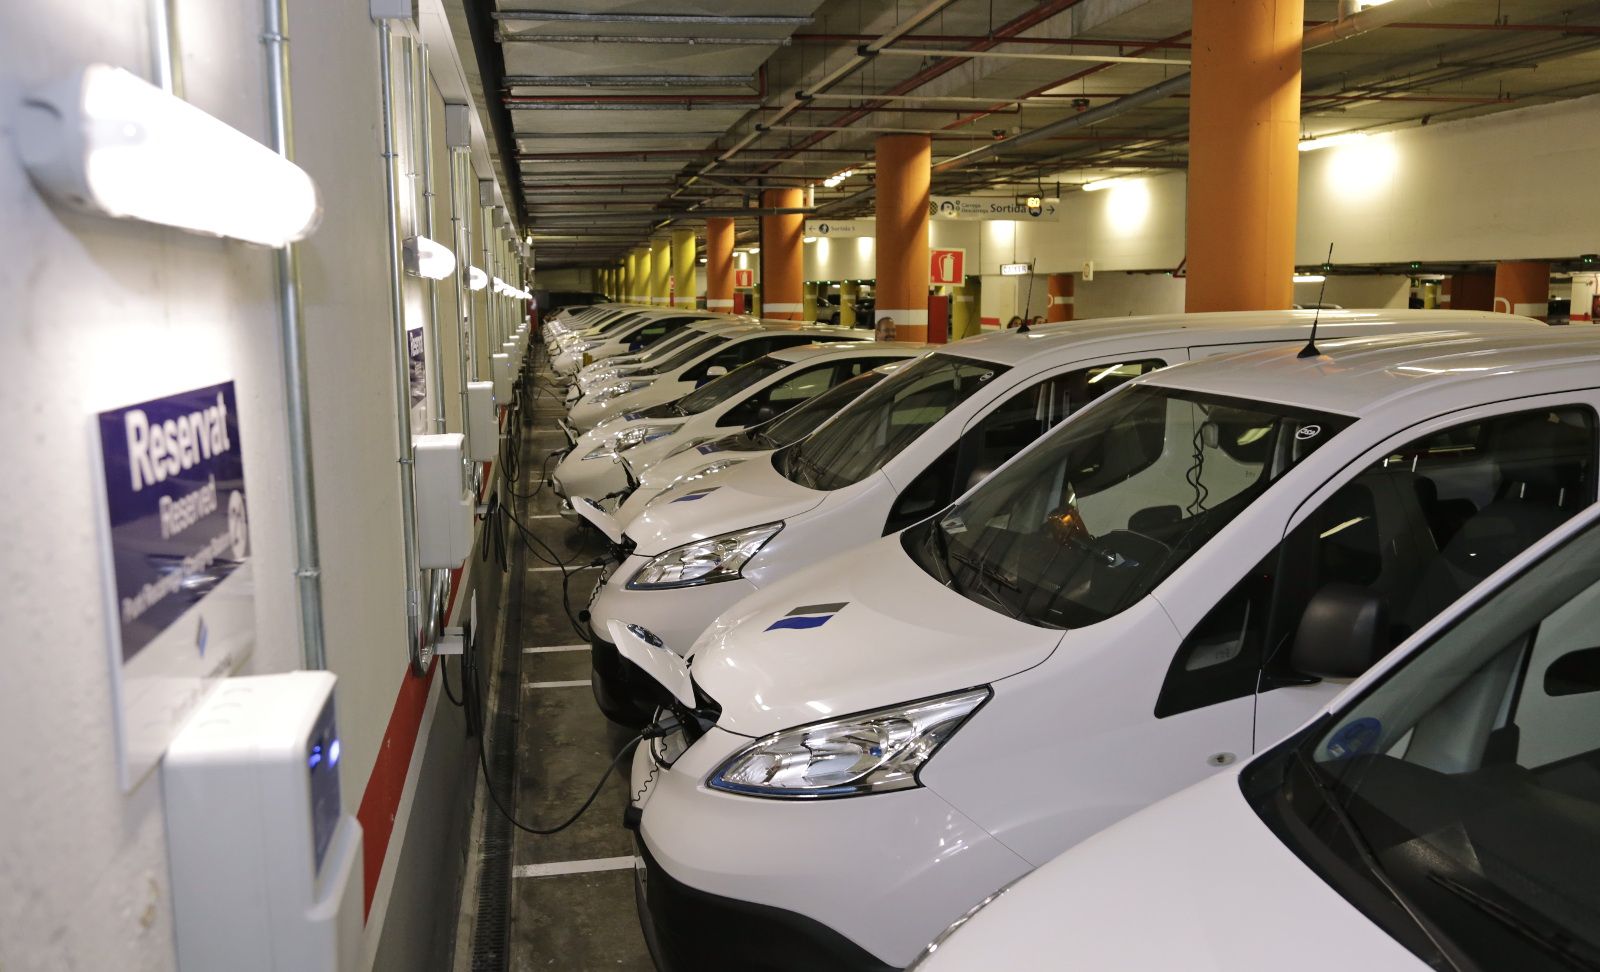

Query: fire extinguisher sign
[930,248,966,285]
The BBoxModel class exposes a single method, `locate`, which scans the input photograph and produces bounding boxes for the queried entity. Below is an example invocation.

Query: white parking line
[523,644,589,654]
[523,679,591,689]
[512,856,638,879]
[524,564,602,573]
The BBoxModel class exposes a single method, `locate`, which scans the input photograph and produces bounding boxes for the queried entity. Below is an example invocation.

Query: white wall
[0,4,482,969]
[1292,275,1412,309]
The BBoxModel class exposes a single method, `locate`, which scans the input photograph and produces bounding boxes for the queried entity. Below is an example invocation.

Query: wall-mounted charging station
[466,381,498,462]
[163,671,362,972]
[491,352,513,402]
[413,432,473,567]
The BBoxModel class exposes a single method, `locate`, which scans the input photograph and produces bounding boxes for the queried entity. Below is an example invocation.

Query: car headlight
[590,380,648,404]
[583,424,676,460]
[667,457,746,485]
[627,522,781,589]
[708,688,990,799]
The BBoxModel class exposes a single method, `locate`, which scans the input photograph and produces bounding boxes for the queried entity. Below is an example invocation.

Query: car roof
[1140,327,1600,417]
[941,309,1540,367]
[767,341,929,364]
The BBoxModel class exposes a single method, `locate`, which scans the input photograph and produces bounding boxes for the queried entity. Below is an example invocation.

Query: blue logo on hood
[764,602,848,632]
[671,487,720,503]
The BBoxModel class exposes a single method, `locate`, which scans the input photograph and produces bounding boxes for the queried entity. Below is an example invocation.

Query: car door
[1245,395,1598,750]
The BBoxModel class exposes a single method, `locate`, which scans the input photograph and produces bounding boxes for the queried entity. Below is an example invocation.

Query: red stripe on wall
[357,658,436,918]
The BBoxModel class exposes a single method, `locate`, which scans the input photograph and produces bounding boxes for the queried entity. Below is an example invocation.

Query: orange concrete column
[1046,273,1075,322]
[874,134,932,341]
[1493,261,1550,321]
[705,217,736,314]
[761,188,804,320]
[1185,0,1303,313]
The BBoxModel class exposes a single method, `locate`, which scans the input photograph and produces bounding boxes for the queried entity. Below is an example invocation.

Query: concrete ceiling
[448,0,1600,268]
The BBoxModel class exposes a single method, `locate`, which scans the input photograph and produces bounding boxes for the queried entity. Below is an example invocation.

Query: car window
[904,386,1350,629]
[750,370,890,448]
[1157,405,1596,717]
[1248,514,1600,972]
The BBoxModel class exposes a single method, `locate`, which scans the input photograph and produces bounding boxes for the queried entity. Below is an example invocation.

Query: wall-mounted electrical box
[414,433,473,567]
[466,381,498,462]
[164,671,362,972]
[492,352,513,402]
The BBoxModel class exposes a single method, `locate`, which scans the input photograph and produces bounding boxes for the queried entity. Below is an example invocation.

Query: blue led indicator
[329,739,341,767]
[308,743,323,769]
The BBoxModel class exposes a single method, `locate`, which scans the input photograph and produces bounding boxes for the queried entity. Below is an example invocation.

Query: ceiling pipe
[933,73,1193,174]
[503,74,756,87]
[498,32,792,46]
[1303,0,1469,49]
[791,32,1191,49]
[494,10,812,26]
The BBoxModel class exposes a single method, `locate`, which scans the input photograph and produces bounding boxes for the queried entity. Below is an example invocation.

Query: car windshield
[583,311,648,337]
[751,369,889,448]
[624,326,705,364]
[630,315,706,352]
[669,357,788,416]
[776,353,1008,491]
[1245,515,1600,972]
[906,385,1351,629]
[637,333,730,375]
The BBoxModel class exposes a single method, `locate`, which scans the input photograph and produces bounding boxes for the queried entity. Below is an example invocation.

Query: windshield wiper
[1293,752,1477,972]
[1427,871,1600,971]
[922,520,956,587]
[948,549,1024,620]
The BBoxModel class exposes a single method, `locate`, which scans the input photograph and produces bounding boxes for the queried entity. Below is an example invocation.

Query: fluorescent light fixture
[403,235,456,280]
[14,64,321,246]
[1298,131,1367,152]
[468,265,488,291]
[803,236,818,243]
[746,246,760,254]
[1293,274,1326,283]
[1000,263,1030,276]
[1081,177,1128,192]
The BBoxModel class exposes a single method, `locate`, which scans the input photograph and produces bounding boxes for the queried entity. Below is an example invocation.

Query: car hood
[614,448,763,527]
[914,771,1421,971]
[686,534,1065,738]
[624,454,825,556]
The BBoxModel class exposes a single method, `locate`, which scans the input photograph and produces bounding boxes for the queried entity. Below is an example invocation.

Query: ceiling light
[803,236,818,243]
[1293,274,1327,283]
[14,63,321,246]
[468,266,488,291]
[1298,131,1367,152]
[746,246,760,254]
[403,236,456,280]
[1081,177,1128,192]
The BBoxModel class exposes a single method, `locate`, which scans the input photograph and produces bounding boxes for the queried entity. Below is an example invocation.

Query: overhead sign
[95,381,254,788]
[930,195,1060,222]
[804,219,874,238]
[1000,262,1032,276]
[734,268,754,288]
[931,248,966,285]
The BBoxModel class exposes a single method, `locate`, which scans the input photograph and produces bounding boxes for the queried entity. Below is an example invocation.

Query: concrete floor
[504,361,655,971]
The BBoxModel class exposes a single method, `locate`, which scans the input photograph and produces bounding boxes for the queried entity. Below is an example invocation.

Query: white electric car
[551,309,726,377]
[543,302,637,345]
[554,343,923,509]
[585,310,1537,722]
[567,318,755,403]
[912,501,1600,972]
[618,327,1598,971]
[610,362,914,524]
[562,323,869,438]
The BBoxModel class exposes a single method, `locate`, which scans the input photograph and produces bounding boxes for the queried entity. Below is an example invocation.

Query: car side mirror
[964,465,995,493]
[754,404,779,424]
[1290,583,1389,679]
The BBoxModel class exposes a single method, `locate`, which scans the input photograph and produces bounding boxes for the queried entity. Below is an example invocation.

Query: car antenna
[1298,243,1335,359]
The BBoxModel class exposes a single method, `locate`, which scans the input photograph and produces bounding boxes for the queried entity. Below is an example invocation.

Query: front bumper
[635,839,893,972]
[550,448,629,505]
[632,727,1033,969]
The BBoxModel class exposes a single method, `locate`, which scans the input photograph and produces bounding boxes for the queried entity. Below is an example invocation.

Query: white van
[554,343,923,511]
[610,361,914,523]
[562,323,869,438]
[586,310,1536,721]
[912,500,1600,972]
[618,327,1598,971]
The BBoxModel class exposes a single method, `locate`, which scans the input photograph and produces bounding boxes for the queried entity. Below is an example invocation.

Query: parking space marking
[525,564,603,573]
[523,643,589,654]
[512,856,638,879]
[523,678,591,689]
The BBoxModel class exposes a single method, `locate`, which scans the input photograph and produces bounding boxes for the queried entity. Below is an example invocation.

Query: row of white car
[538,301,1600,971]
